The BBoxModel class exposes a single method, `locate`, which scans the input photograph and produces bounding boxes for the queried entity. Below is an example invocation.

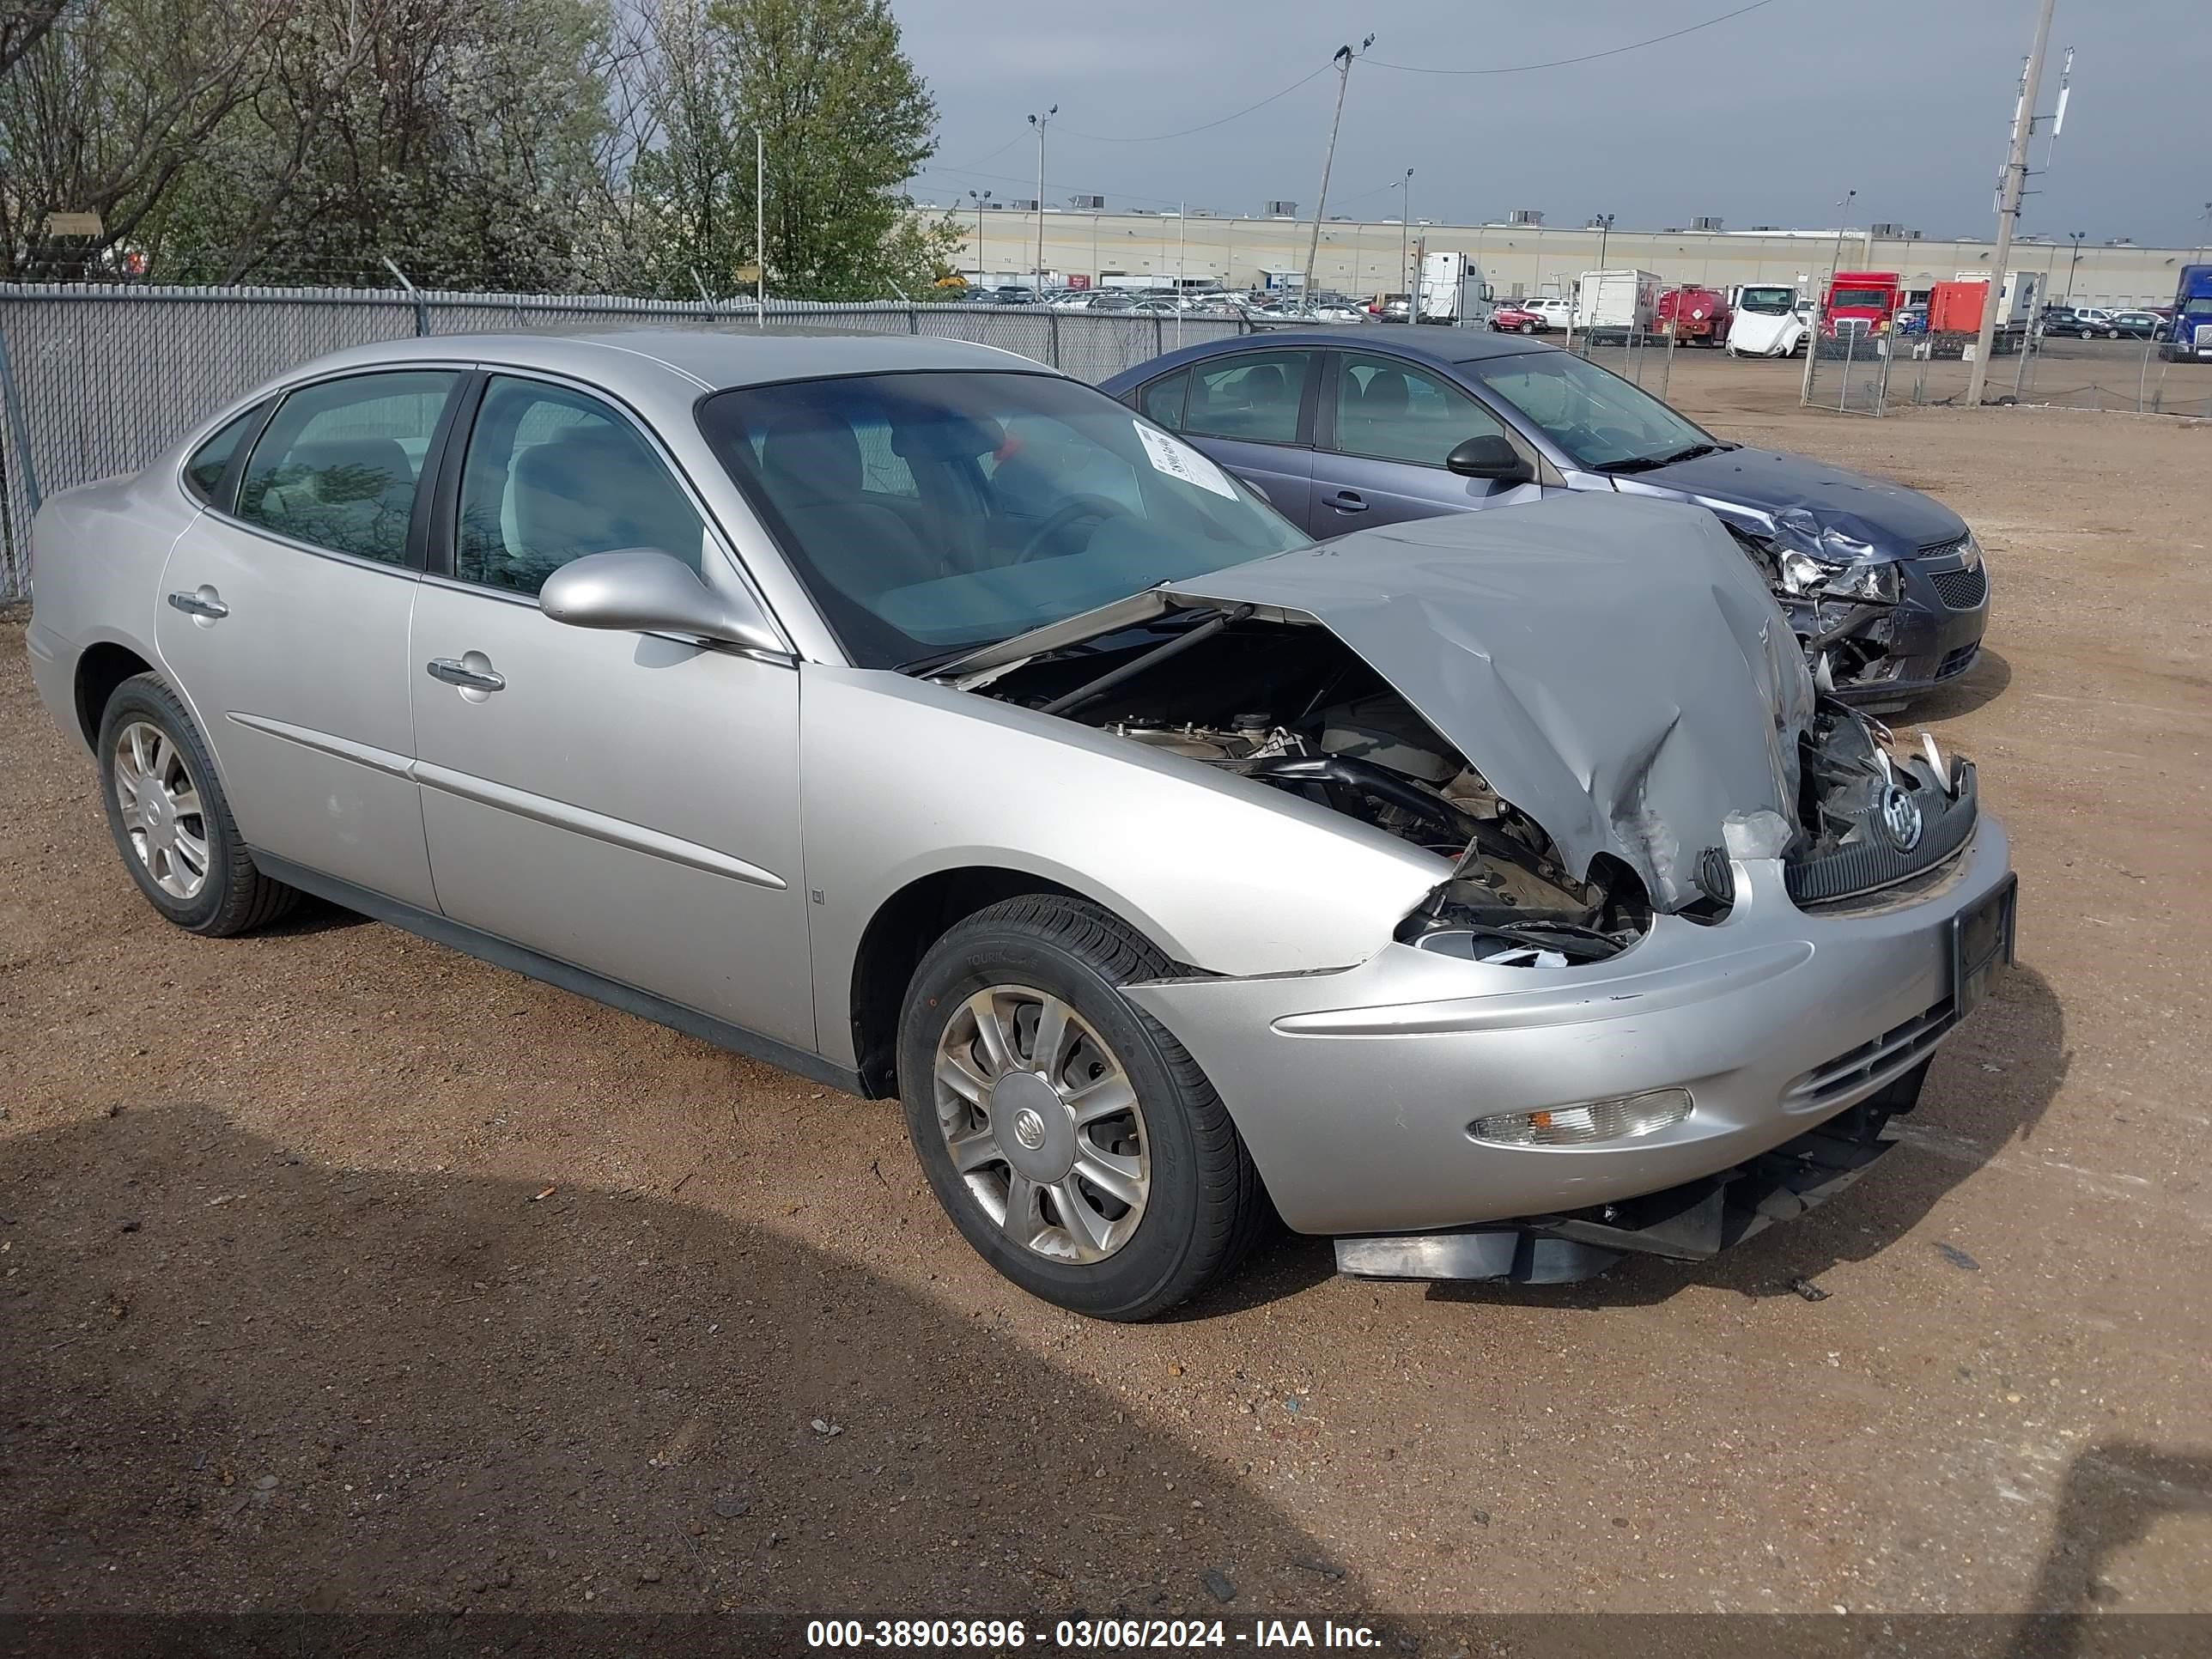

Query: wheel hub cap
[931,984,1152,1265]
[988,1070,1076,1182]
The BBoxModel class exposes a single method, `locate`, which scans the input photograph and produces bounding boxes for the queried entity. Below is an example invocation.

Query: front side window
[1466,350,1716,473]
[454,376,708,596]
[1330,353,1507,467]
[696,370,1306,670]
[1180,349,1313,445]
[238,371,459,564]
[184,404,264,506]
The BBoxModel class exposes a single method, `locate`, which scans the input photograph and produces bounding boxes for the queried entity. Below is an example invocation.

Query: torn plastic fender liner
[1161,493,1817,912]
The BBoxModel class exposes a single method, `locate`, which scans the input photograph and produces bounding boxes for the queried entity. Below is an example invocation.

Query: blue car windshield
[697,371,1307,670]
[1468,349,1716,471]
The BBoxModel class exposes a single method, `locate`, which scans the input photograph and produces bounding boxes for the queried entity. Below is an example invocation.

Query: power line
[1366,0,1786,75]
[1054,63,1334,143]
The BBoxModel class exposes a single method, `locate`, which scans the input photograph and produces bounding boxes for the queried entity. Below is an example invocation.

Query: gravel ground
[2,358,2209,1628]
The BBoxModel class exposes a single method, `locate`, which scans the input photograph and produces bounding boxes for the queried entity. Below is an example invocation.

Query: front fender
[799,665,1443,1073]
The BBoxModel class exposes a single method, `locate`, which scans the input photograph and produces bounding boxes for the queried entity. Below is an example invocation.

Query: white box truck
[1416,252,1495,326]
[1955,268,2040,333]
[1573,269,1660,339]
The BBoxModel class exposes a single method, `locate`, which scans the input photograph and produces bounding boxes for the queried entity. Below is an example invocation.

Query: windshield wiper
[1590,441,1735,475]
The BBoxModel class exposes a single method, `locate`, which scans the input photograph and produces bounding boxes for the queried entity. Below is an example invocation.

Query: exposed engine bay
[974,611,1978,966]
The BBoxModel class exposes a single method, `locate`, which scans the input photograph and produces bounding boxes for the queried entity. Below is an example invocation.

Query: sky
[894,0,2212,248]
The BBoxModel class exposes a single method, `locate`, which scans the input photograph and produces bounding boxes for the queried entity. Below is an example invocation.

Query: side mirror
[1445,434,1535,485]
[538,548,783,654]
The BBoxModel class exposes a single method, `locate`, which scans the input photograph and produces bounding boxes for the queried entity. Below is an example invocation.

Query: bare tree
[0,0,68,79]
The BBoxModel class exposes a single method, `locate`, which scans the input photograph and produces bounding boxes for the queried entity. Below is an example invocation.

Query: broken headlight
[1777,546,1900,605]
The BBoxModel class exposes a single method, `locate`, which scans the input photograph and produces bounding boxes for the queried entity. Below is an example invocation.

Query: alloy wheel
[932,984,1151,1264]
[112,720,210,900]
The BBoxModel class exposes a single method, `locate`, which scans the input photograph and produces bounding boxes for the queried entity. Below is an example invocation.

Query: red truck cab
[1823,270,1901,337]
[1657,284,1730,344]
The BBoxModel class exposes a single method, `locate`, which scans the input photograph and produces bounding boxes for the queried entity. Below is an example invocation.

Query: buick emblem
[1012,1108,1048,1151]
[1880,784,1924,853]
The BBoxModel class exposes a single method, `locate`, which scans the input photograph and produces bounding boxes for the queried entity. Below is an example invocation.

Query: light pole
[2063,230,2086,305]
[967,190,991,277]
[1027,106,1056,289]
[1395,168,1413,309]
[1595,212,1615,269]
[1300,35,1373,309]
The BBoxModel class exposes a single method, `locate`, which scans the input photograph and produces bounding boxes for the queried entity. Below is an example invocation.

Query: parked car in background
[1489,301,1548,335]
[1100,327,1990,708]
[23,329,2015,1319]
[1893,305,1929,337]
[1524,295,1575,331]
[2111,311,2161,339]
[2063,307,2123,339]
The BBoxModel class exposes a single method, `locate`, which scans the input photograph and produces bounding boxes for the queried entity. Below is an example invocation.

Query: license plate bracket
[1952,872,2018,1019]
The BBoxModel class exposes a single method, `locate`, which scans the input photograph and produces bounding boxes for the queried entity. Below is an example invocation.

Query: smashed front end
[939,495,2015,1281]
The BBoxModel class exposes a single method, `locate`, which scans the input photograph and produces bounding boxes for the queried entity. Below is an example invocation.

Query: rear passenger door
[155,368,462,910]
[1311,350,1544,533]
[1141,349,1321,532]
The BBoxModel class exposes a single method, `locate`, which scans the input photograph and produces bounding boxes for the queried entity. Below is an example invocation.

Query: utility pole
[1397,168,1413,310]
[1028,106,1056,289]
[1967,0,2058,407]
[2063,230,2086,304]
[1803,186,1856,401]
[1300,36,1371,311]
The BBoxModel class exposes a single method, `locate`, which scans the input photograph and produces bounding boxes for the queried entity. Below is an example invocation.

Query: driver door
[1311,350,1545,533]
[408,371,815,1051]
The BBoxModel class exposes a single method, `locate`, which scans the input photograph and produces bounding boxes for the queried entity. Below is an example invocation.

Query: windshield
[1466,350,1715,471]
[1738,286,1796,315]
[696,370,1307,670]
[1832,288,1890,310]
[2183,298,2212,318]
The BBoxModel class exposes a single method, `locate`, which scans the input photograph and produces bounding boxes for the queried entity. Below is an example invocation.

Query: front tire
[896,895,1266,1320]
[1518,320,1535,334]
[96,673,296,936]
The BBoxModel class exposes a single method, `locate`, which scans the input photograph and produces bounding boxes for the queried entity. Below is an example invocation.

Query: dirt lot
[3,356,2209,1632]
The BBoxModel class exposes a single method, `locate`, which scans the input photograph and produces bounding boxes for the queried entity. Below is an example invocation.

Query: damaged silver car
[25,331,2017,1320]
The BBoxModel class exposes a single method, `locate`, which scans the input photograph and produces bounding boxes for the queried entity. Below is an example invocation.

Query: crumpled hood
[1613,445,1968,557]
[1164,492,1815,912]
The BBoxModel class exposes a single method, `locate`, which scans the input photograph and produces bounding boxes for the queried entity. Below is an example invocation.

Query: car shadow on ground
[1907,646,2014,722]
[0,1104,1365,1620]
[1421,959,2068,1312]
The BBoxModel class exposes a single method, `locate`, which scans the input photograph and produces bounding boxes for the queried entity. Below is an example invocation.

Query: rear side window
[238,371,459,564]
[183,404,264,507]
[1139,369,1189,430]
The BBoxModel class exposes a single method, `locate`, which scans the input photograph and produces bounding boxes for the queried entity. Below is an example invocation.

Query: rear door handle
[166,587,228,620]
[426,656,506,694]
[1326,490,1370,513]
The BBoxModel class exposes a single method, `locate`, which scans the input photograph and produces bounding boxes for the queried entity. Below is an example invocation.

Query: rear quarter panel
[26,467,199,755]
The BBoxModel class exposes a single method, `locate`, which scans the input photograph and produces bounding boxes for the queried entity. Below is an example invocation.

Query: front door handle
[1326,490,1370,513]
[166,587,228,620]
[426,656,506,695]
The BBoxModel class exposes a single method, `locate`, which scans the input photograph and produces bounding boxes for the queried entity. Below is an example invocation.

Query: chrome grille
[1929,565,1989,609]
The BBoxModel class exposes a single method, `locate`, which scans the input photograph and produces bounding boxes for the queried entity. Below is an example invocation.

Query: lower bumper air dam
[1334,1060,1930,1285]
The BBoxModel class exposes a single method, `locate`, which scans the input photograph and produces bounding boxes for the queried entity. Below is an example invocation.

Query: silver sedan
[24,330,2016,1318]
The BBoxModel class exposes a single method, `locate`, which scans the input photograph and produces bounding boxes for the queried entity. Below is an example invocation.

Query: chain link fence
[1564,322,1679,403]
[0,284,1248,600]
[1802,322,2212,418]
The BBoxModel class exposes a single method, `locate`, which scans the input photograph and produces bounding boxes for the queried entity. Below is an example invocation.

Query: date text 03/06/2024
[805,1617,1384,1649]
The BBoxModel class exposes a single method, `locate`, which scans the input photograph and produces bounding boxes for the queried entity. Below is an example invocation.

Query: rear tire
[896,895,1266,1321]
[96,672,297,937]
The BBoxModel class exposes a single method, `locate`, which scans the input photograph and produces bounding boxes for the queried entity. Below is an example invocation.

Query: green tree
[629,0,958,301]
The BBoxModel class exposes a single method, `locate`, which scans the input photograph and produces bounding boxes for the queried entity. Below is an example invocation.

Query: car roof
[1098,325,1559,388]
[276,326,1042,396]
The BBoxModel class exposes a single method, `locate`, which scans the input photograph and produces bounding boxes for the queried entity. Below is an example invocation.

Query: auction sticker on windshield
[1133,422,1237,499]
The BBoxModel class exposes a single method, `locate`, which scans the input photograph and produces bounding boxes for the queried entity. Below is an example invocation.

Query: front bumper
[1794,556,1990,710]
[1122,814,2013,1240]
